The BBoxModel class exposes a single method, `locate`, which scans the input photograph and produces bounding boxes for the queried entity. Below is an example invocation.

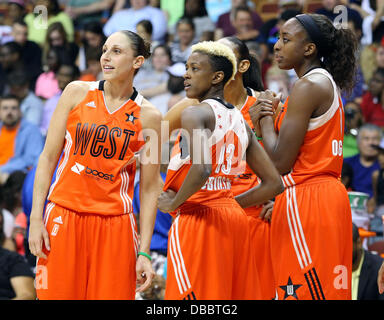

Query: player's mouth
[184,82,191,91]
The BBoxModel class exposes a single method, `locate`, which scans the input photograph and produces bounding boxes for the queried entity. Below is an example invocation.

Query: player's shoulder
[58,81,95,110]
[140,97,163,129]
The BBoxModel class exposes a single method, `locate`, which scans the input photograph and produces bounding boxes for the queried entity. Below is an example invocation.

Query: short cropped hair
[191,41,237,86]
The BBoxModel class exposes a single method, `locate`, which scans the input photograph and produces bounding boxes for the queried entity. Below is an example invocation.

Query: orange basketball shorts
[164,198,260,300]
[246,206,276,300]
[35,202,138,300]
[270,178,352,300]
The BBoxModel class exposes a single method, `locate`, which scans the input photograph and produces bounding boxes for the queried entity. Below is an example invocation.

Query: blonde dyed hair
[191,41,237,85]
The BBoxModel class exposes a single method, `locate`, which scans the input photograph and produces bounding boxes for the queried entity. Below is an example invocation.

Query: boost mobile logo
[71,162,85,175]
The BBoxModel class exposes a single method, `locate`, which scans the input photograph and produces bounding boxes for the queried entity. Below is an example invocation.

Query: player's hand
[378,261,384,294]
[259,200,274,222]
[157,189,177,213]
[136,255,155,293]
[249,91,281,136]
[28,218,50,260]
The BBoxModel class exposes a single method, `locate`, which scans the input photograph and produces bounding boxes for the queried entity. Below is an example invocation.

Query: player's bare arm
[259,77,331,174]
[235,123,283,208]
[158,104,214,213]
[135,99,163,292]
[28,81,90,259]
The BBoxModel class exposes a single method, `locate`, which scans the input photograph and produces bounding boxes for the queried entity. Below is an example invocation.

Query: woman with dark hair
[182,0,214,42]
[0,211,36,300]
[43,22,79,66]
[78,21,107,72]
[133,44,173,115]
[170,17,196,64]
[24,0,74,46]
[253,13,358,300]
[28,30,162,300]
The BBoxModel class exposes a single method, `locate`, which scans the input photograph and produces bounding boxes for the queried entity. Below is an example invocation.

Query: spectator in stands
[343,14,365,104]
[35,46,71,100]
[8,70,44,127]
[315,0,363,34]
[78,21,106,72]
[65,0,115,30]
[103,0,167,43]
[43,22,79,66]
[0,94,44,185]
[372,140,384,215]
[360,68,384,127]
[1,184,16,252]
[136,19,160,50]
[40,64,80,138]
[230,5,262,42]
[10,19,42,90]
[0,210,35,300]
[352,223,384,300]
[169,17,196,64]
[166,62,186,110]
[343,101,364,158]
[350,0,384,45]
[2,171,27,256]
[0,0,26,44]
[344,123,381,212]
[24,0,74,46]
[215,0,263,40]
[133,44,172,115]
[180,0,215,42]
[79,48,102,81]
[0,41,24,96]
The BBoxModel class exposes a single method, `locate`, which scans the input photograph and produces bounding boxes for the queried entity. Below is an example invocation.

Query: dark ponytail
[309,14,358,94]
[119,30,151,59]
[224,36,264,91]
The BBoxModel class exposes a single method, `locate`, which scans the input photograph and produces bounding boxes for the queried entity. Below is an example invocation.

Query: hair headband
[295,14,328,56]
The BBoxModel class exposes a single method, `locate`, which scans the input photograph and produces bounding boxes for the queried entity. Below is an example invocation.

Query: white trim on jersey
[120,164,132,214]
[48,130,73,198]
[305,68,342,132]
[43,202,56,226]
[129,212,138,256]
[169,215,191,295]
[286,186,312,270]
[88,81,99,91]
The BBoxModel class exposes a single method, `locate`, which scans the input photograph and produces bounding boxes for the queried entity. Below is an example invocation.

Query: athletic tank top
[231,88,262,197]
[48,81,145,215]
[274,68,345,187]
[163,98,249,205]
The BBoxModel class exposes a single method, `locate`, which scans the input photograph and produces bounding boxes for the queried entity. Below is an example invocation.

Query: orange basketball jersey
[231,88,262,214]
[163,98,248,207]
[48,81,145,215]
[274,68,345,187]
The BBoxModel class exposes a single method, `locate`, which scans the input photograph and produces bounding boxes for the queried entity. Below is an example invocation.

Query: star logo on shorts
[126,112,138,124]
[279,276,302,300]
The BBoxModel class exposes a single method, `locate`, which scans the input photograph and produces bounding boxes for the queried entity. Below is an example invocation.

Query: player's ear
[133,55,145,70]
[212,71,224,85]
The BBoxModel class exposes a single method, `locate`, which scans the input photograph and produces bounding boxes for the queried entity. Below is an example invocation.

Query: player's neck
[224,78,248,109]
[104,78,134,101]
[199,86,224,102]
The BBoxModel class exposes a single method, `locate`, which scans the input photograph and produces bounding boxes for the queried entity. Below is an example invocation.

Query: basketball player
[253,14,358,300]
[157,41,284,300]
[164,36,278,299]
[28,31,162,299]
